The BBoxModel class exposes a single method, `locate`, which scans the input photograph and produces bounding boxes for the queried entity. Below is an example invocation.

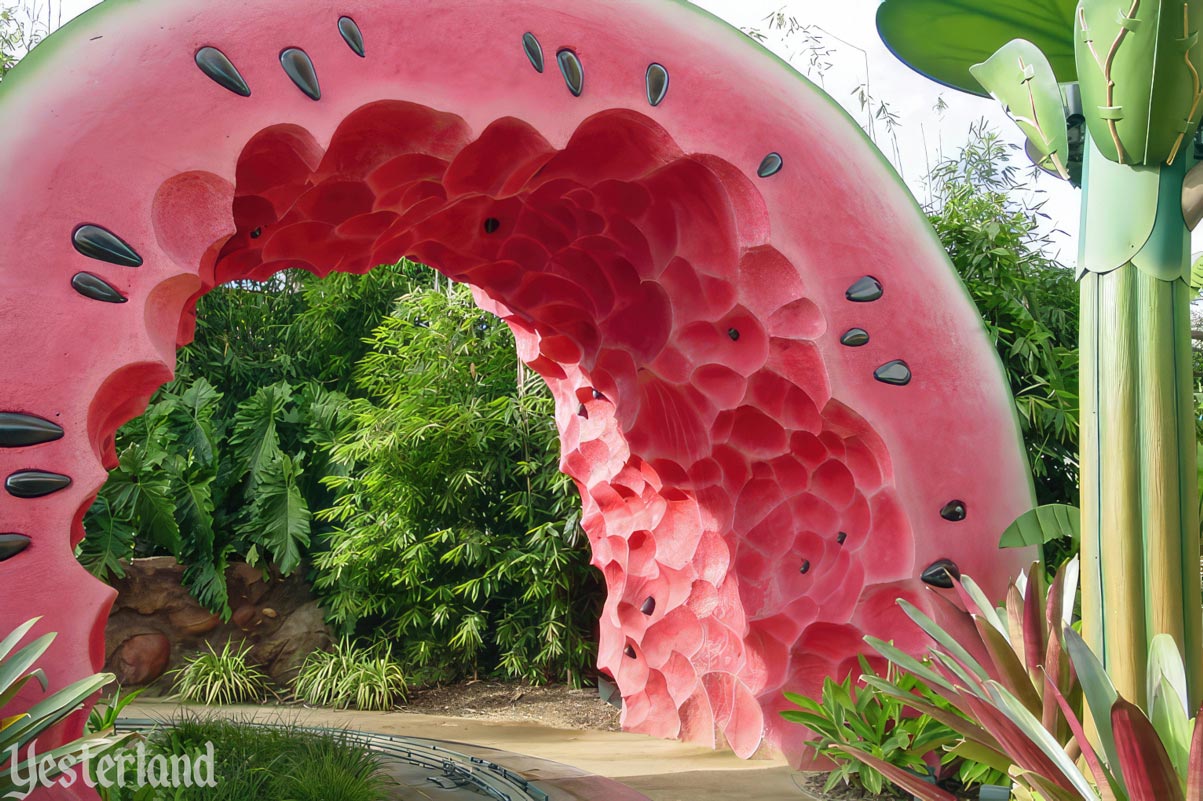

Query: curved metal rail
[115,718,551,801]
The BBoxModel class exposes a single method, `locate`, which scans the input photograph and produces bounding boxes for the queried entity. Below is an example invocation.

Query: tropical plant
[86,687,145,735]
[853,568,1203,801]
[877,0,1203,719]
[315,282,601,685]
[781,656,962,796]
[840,560,1081,800]
[292,638,407,711]
[168,641,271,705]
[0,618,129,797]
[80,264,413,614]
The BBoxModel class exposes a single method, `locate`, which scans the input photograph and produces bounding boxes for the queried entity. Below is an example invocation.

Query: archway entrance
[0,0,1033,764]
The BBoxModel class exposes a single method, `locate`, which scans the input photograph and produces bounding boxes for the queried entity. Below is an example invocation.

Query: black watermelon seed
[0,414,64,448]
[338,17,365,57]
[840,328,869,347]
[940,500,967,522]
[921,559,961,588]
[646,63,669,106]
[6,470,72,498]
[577,404,588,418]
[195,46,251,97]
[281,48,321,100]
[624,644,636,659]
[640,597,656,615]
[757,152,783,178]
[73,225,142,267]
[874,360,911,386]
[846,276,883,302]
[800,559,811,574]
[557,49,583,96]
[523,32,544,73]
[71,272,126,304]
[592,389,605,400]
[836,531,847,545]
[0,534,30,562]
[727,328,740,341]
[484,218,501,234]
[250,228,263,239]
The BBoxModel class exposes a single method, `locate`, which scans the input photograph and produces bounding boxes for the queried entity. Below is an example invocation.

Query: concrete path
[125,701,816,801]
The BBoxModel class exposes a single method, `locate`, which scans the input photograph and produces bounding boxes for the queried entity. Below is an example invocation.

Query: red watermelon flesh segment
[0,0,1034,777]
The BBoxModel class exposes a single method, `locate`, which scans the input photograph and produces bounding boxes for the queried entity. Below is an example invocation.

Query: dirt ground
[398,680,622,732]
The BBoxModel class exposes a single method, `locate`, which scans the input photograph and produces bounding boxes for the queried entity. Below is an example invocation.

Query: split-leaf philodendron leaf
[876,0,1078,96]
[1075,0,1203,165]
[971,39,1071,179]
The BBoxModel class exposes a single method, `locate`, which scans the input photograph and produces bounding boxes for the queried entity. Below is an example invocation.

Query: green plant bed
[99,715,394,801]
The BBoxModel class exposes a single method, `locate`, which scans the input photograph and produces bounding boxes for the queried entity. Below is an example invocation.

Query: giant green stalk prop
[880,0,1203,709]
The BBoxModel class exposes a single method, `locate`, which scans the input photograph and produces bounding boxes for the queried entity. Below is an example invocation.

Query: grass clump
[101,715,393,801]
[168,641,270,705]
[293,638,407,711]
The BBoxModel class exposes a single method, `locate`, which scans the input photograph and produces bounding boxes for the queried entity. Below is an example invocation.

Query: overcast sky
[43,0,1084,259]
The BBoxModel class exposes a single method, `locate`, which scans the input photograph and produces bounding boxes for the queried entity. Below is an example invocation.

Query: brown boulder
[168,606,221,637]
[110,633,171,685]
[252,602,331,685]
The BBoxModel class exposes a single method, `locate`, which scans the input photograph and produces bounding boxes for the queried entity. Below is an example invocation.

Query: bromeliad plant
[839,562,1082,800]
[852,567,1203,801]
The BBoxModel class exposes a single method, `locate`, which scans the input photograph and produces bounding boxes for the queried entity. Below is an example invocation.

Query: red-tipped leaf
[1045,671,1119,801]
[830,746,958,801]
[1112,698,1186,801]
[1186,708,1203,801]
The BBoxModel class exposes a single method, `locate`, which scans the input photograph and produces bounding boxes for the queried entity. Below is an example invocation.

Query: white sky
[42,0,1089,261]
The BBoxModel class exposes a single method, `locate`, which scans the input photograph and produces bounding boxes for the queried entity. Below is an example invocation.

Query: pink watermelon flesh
[0,0,1034,780]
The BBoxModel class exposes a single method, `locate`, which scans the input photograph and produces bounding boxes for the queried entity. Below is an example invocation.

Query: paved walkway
[125,701,815,801]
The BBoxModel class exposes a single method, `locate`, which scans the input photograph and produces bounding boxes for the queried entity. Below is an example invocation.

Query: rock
[231,604,260,631]
[110,633,171,685]
[168,606,221,637]
[226,563,270,606]
[255,602,331,685]
[105,558,332,688]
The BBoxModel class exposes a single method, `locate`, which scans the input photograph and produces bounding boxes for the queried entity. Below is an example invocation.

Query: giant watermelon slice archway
[0,0,1033,776]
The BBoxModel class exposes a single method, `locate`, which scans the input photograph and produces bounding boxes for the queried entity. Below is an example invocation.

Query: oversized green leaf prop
[1190,252,1203,296]
[971,39,1071,179]
[876,0,1078,96]
[998,503,1080,551]
[1075,0,1203,165]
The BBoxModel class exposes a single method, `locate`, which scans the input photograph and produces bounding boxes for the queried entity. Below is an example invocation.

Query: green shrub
[782,657,960,796]
[169,641,270,705]
[293,639,407,711]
